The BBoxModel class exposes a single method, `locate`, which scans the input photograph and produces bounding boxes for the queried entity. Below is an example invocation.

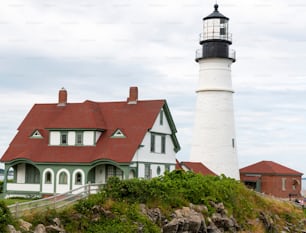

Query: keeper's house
[0,87,180,197]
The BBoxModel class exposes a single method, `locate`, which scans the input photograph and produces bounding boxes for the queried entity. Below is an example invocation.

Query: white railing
[7,183,40,192]
[195,49,203,60]
[229,49,236,61]
[8,183,103,218]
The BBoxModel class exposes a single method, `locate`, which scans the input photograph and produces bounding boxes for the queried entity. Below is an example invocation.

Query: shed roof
[240,160,303,176]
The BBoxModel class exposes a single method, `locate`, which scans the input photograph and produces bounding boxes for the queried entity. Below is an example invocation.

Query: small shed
[240,160,303,199]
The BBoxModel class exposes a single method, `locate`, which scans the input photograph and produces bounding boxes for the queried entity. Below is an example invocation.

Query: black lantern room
[195,4,235,62]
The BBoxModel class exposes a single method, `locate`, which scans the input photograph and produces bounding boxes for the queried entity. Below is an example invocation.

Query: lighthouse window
[220,28,226,35]
[232,138,235,148]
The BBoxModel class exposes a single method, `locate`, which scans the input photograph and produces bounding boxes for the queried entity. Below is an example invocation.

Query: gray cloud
[1,0,306,175]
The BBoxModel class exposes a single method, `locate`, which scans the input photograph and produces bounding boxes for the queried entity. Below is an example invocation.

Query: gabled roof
[178,161,216,176]
[1,92,180,164]
[240,161,303,176]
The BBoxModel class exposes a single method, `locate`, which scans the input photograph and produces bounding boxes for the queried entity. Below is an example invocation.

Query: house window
[75,172,82,185]
[145,164,151,179]
[160,110,164,125]
[25,164,40,184]
[282,178,286,191]
[116,168,123,179]
[76,132,83,145]
[292,179,299,191]
[161,135,166,153]
[151,133,166,154]
[106,165,123,180]
[157,166,161,175]
[165,165,170,172]
[107,165,114,178]
[150,134,155,152]
[61,132,68,145]
[31,130,43,139]
[59,172,68,184]
[45,172,52,184]
[111,129,126,138]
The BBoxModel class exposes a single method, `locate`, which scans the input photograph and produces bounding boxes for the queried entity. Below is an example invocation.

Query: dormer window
[61,131,68,145]
[30,130,43,139]
[76,132,83,145]
[111,129,126,138]
[49,130,99,146]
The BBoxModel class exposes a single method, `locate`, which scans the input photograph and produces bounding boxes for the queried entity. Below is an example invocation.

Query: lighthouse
[190,4,239,179]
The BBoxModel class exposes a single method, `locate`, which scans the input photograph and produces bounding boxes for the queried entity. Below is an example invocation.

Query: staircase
[8,183,103,218]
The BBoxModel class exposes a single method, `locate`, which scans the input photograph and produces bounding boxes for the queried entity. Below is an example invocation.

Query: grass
[1,198,34,206]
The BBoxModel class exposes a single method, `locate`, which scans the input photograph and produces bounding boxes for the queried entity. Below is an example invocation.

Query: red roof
[180,161,217,176]
[240,161,303,176]
[1,98,176,164]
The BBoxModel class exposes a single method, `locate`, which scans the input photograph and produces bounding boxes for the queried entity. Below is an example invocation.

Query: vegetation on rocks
[4,170,306,232]
[0,200,15,233]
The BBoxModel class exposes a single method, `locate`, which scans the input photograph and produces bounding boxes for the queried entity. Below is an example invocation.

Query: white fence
[8,183,103,218]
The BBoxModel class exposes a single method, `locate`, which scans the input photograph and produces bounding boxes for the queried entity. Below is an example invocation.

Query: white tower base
[190,58,239,179]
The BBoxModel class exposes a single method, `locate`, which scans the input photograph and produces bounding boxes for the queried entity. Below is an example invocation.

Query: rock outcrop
[6,201,306,233]
[140,202,240,233]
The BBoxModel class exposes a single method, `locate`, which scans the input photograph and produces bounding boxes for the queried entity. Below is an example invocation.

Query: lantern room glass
[202,18,229,41]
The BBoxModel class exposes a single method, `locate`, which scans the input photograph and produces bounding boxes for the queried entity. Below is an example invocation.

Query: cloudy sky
[0,0,306,175]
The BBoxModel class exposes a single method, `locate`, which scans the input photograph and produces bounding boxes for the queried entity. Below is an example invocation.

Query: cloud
[1,0,306,177]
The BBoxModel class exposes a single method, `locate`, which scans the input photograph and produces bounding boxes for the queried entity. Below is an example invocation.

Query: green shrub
[0,181,3,193]
[0,200,14,233]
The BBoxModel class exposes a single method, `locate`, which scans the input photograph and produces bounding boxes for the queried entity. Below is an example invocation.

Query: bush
[0,180,3,193]
[103,170,259,225]
[0,200,14,233]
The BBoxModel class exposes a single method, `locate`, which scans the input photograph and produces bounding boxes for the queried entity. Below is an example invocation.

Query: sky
[0,0,306,175]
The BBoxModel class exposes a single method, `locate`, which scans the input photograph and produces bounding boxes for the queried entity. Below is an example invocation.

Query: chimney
[127,86,138,104]
[58,87,67,106]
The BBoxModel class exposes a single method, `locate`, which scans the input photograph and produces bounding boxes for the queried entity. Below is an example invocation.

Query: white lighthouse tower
[190,4,239,179]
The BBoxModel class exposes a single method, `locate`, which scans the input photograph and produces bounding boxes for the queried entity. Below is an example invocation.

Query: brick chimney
[58,88,67,106]
[127,86,138,104]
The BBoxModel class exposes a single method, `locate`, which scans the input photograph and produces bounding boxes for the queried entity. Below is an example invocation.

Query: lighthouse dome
[204,4,229,20]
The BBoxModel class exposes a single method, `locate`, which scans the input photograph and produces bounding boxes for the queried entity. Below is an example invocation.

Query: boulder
[7,225,21,233]
[34,224,46,233]
[163,206,206,233]
[19,219,32,232]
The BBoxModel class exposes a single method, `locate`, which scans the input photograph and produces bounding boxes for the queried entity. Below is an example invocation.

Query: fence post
[86,182,91,196]
[15,203,18,218]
